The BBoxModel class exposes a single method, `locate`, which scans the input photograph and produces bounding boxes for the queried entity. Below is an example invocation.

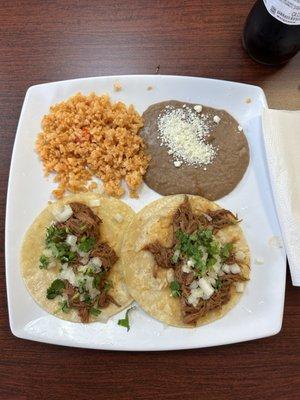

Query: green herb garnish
[48,242,77,263]
[215,277,222,290]
[46,279,65,299]
[118,307,135,331]
[170,280,182,297]
[83,293,92,304]
[103,280,112,293]
[39,255,49,269]
[60,300,70,313]
[90,307,101,317]
[93,275,101,289]
[45,225,67,245]
[220,243,234,262]
[78,236,96,253]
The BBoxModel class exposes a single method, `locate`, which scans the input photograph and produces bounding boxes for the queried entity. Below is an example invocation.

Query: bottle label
[263,0,300,25]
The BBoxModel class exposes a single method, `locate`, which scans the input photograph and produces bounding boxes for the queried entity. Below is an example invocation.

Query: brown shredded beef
[91,242,118,270]
[55,203,120,323]
[172,196,202,235]
[57,202,101,239]
[206,209,238,232]
[144,197,247,325]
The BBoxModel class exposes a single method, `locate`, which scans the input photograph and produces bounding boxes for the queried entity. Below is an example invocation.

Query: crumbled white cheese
[213,115,221,124]
[52,204,73,222]
[255,257,265,265]
[114,213,124,223]
[174,160,182,168]
[194,105,203,113]
[238,125,243,131]
[157,106,215,166]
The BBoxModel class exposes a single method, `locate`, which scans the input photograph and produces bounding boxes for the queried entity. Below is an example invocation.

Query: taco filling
[144,197,248,325]
[39,202,120,322]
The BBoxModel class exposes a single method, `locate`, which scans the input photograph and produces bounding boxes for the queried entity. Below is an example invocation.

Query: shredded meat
[143,241,174,272]
[172,196,202,235]
[78,306,90,323]
[143,197,247,325]
[91,242,118,270]
[206,209,238,232]
[57,202,101,239]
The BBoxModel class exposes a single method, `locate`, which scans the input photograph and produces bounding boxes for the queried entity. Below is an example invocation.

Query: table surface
[1,1,299,399]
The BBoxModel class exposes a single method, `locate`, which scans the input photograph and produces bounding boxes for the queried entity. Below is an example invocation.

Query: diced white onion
[52,204,73,222]
[182,263,191,273]
[230,264,241,274]
[90,257,102,267]
[78,250,90,258]
[48,260,57,269]
[191,288,204,298]
[114,213,124,223]
[235,250,245,262]
[80,255,90,265]
[218,270,225,276]
[208,271,217,279]
[59,268,76,286]
[166,269,174,283]
[66,234,77,247]
[207,276,216,285]
[89,199,101,207]
[187,259,195,268]
[235,282,245,293]
[198,278,214,299]
[61,263,68,271]
[84,275,100,299]
[190,280,199,290]
[222,264,231,274]
[42,249,53,257]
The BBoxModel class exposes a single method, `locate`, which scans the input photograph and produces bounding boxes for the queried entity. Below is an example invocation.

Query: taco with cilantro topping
[121,195,250,328]
[21,193,134,323]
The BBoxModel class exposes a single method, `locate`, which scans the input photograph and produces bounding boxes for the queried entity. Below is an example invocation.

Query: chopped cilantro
[48,242,77,263]
[60,300,70,313]
[83,293,92,304]
[170,280,182,297]
[93,275,101,289]
[90,307,101,317]
[103,280,112,293]
[45,225,67,245]
[215,278,222,290]
[220,243,234,262]
[171,249,180,264]
[78,236,96,253]
[118,307,135,331]
[46,279,65,299]
[206,256,217,269]
[39,255,49,269]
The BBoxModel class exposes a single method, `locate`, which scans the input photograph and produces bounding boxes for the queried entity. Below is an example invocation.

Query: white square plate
[6,75,286,350]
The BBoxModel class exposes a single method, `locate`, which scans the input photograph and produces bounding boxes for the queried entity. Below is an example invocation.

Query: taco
[121,195,250,328]
[21,193,134,323]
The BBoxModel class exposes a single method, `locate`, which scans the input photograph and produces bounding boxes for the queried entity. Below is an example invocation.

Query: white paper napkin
[262,108,300,286]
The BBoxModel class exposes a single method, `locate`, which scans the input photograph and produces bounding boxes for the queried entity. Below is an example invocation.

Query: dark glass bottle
[243,0,300,65]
